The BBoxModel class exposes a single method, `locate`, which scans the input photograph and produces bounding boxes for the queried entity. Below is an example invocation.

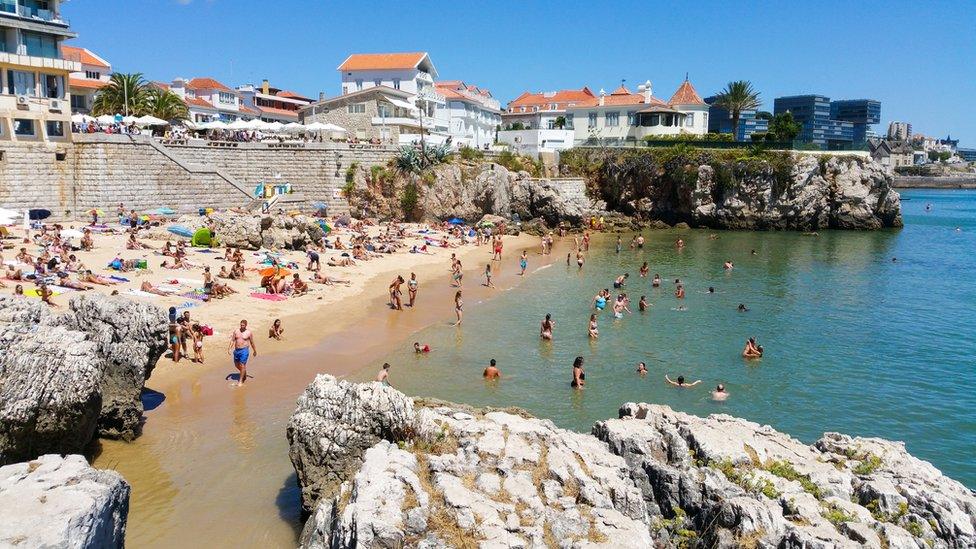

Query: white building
[497,87,594,155]
[337,52,449,142]
[236,79,312,123]
[569,79,709,144]
[433,81,500,149]
[168,77,241,123]
[63,45,110,114]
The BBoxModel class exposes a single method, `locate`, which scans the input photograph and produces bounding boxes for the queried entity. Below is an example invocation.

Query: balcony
[0,3,69,25]
[0,50,79,71]
[372,116,423,128]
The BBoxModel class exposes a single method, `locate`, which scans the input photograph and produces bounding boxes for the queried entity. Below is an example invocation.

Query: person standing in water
[229,319,257,386]
[675,284,685,299]
[639,262,649,278]
[484,263,495,288]
[483,359,501,380]
[452,260,463,287]
[453,290,463,326]
[571,356,586,389]
[615,236,622,254]
[638,295,648,311]
[519,250,528,276]
[593,289,608,311]
[376,363,391,385]
[576,250,585,270]
[652,274,661,287]
[389,275,404,310]
[636,362,648,376]
[588,314,599,338]
[540,313,554,340]
[636,234,645,248]
[712,384,728,401]
[407,272,418,307]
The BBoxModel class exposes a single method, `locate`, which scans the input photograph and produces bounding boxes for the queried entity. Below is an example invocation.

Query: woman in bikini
[639,262,649,278]
[588,314,599,339]
[407,272,418,306]
[540,313,554,340]
[453,290,463,326]
[571,356,585,389]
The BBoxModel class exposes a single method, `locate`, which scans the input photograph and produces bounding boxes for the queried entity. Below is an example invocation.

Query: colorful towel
[249,292,287,301]
[109,275,129,282]
[23,289,59,298]
[180,292,209,301]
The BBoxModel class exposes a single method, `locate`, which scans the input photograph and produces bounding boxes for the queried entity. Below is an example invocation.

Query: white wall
[340,69,430,96]
[497,129,575,156]
[570,103,708,142]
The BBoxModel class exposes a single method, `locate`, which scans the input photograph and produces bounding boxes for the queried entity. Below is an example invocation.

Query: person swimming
[742,337,763,358]
[413,342,430,353]
[483,359,501,380]
[738,303,749,312]
[666,374,701,387]
[708,287,715,294]
[652,274,661,287]
[571,356,585,388]
[613,273,628,289]
[724,261,734,270]
[636,362,647,376]
[588,314,599,339]
[540,313,554,340]
[638,295,648,311]
[712,384,728,401]
[675,284,685,299]
[639,262,649,277]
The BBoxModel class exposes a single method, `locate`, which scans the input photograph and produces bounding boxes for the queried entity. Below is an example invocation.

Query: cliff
[561,148,903,230]
[287,376,975,548]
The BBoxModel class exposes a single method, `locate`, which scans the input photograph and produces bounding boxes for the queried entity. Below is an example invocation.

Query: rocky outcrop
[288,378,975,548]
[347,161,606,226]
[0,294,167,463]
[288,375,651,548]
[0,454,129,548]
[593,403,976,548]
[173,211,326,251]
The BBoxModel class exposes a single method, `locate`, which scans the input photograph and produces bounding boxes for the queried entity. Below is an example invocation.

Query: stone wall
[0,134,403,219]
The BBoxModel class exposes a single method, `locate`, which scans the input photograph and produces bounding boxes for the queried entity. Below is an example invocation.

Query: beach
[4,217,546,547]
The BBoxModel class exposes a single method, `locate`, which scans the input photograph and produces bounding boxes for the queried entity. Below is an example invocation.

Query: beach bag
[201,325,213,336]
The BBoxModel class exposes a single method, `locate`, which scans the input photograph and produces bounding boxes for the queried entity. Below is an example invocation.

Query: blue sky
[65,0,975,145]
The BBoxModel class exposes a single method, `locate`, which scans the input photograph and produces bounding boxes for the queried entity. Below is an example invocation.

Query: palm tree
[143,87,189,121]
[713,81,761,141]
[91,73,148,117]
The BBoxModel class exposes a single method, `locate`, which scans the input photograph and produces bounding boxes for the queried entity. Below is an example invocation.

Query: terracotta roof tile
[186,77,232,92]
[62,45,110,68]
[668,79,705,105]
[338,52,427,71]
[69,78,107,90]
[258,106,299,119]
[184,96,215,109]
[507,87,595,110]
[610,85,631,95]
[276,90,309,101]
[238,104,261,115]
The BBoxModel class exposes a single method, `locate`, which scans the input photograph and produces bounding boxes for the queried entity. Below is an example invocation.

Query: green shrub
[345,162,358,184]
[853,454,883,475]
[458,146,484,161]
[821,502,856,526]
[764,460,823,499]
[400,181,419,221]
[904,519,924,538]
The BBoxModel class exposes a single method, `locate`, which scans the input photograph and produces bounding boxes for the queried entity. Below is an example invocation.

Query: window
[70,94,86,110]
[355,79,363,91]
[703,113,708,128]
[377,103,392,118]
[14,119,35,136]
[85,71,100,80]
[393,78,400,90]
[627,111,637,126]
[347,103,365,114]
[22,31,57,58]
[41,74,63,98]
[685,113,694,127]
[374,79,381,87]
[46,121,64,137]
[588,112,597,128]
[565,114,574,129]
[550,103,557,110]
[649,114,660,127]
[605,111,619,127]
[7,70,35,96]
[218,92,235,104]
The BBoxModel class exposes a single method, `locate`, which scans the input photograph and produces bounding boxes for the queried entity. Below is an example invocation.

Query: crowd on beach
[376,227,766,405]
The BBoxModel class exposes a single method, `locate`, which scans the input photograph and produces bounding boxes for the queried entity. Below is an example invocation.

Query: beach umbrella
[258,266,292,278]
[95,114,116,125]
[28,209,51,220]
[149,207,176,216]
[167,225,194,238]
[281,122,305,134]
[447,217,465,225]
[135,115,168,126]
[60,228,84,239]
[320,123,348,133]
[227,119,252,130]
[88,208,105,216]
[71,113,94,124]
[204,120,229,130]
[265,121,285,132]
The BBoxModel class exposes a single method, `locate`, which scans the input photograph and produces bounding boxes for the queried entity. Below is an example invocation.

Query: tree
[713,81,762,141]
[91,72,148,116]
[143,87,189,121]
[554,116,566,129]
[755,111,773,121]
[768,111,802,142]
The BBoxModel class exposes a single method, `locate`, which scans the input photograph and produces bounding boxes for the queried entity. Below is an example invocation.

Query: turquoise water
[365,190,976,488]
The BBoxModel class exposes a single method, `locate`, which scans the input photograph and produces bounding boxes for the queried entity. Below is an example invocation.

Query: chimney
[599,88,606,107]
[643,80,652,103]
[262,79,270,95]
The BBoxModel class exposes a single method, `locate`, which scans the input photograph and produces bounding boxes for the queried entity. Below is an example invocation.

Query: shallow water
[369,189,976,488]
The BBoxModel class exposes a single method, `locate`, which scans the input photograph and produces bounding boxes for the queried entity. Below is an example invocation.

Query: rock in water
[0,454,129,548]
[0,294,167,464]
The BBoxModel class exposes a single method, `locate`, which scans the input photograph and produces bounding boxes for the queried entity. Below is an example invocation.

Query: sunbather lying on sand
[57,273,92,291]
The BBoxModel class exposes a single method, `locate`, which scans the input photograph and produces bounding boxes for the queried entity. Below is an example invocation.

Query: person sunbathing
[218,265,230,278]
[57,273,92,291]
[15,248,32,264]
[327,256,355,267]
[79,270,118,285]
[312,272,351,286]
[127,233,152,250]
[230,261,245,279]
[4,264,22,280]
[38,283,57,307]
[79,229,94,251]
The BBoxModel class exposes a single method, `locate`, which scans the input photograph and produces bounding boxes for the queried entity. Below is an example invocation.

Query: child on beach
[484,264,494,288]
[191,324,205,363]
[269,319,284,340]
[519,251,527,276]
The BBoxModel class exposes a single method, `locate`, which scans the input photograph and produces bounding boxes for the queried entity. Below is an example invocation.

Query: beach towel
[49,285,78,293]
[177,301,199,309]
[109,275,129,282]
[23,289,59,298]
[125,289,161,298]
[180,292,209,301]
[175,278,203,286]
[249,292,287,301]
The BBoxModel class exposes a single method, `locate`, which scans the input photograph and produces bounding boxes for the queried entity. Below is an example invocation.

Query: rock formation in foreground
[287,375,975,548]
[166,211,326,251]
[0,454,129,548]
[0,294,167,464]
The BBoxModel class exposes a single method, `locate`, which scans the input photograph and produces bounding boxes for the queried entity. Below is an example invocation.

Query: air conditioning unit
[15,95,29,106]
[49,99,62,111]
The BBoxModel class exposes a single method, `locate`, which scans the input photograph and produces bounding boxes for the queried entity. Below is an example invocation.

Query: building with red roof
[168,76,239,123]
[63,45,111,114]
[236,79,313,123]
[433,81,501,148]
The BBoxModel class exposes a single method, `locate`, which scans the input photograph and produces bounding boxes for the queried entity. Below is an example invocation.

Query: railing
[11,4,68,24]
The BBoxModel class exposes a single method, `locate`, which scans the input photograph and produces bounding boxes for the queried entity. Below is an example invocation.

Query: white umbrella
[265,121,285,132]
[71,113,95,124]
[248,119,271,131]
[227,119,252,130]
[122,116,139,124]
[60,228,84,239]
[182,120,200,130]
[204,120,229,130]
[95,114,116,125]
[281,122,305,134]
[320,123,347,133]
[136,115,168,126]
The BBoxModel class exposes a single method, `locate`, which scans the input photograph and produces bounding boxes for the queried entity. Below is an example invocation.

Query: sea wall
[893,175,976,189]
[0,135,401,219]
[287,376,976,549]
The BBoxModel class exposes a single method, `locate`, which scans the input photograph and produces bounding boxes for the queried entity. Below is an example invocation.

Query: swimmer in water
[724,260,734,270]
[636,362,647,376]
[571,356,585,388]
[613,273,628,289]
[483,358,501,380]
[738,303,749,312]
[588,314,599,339]
[665,374,701,387]
[615,236,622,254]
[675,284,685,299]
[708,287,715,294]
[593,290,608,311]
[636,234,645,248]
[712,384,728,401]
[638,295,648,312]
[413,342,430,353]
[675,238,684,249]
[742,337,763,358]
[652,274,661,287]
[540,313,554,340]
[376,362,392,385]
[612,294,631,318]
[639,262,649,277]
[566,253,571,266]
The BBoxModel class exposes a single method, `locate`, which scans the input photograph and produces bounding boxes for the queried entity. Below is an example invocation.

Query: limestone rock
[0,454,129,548]
[207,210,263,249]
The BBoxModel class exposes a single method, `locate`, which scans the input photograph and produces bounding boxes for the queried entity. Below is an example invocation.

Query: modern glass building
[830,99,881,143]
[774,95,854,149]
[703,95,768,141]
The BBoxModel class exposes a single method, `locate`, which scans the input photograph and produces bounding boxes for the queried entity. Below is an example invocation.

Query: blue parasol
[447,217,465,225]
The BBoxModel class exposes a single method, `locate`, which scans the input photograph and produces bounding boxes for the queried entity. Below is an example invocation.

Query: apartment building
[63,44,109,114]
[0,0,77,141]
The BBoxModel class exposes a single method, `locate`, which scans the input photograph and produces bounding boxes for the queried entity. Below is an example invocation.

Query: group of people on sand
[388,272,419,310]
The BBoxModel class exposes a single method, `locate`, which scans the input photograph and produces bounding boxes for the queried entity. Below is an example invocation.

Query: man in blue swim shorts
[229,319,257,386]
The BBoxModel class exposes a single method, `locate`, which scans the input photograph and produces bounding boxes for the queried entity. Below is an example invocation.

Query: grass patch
[853,454,884,475]
[530,444,551,488]
[763,460,823,499]
[904,519,924,538]
[736,529,765,549]
[412,453,482,549]
[710,458,780,499]
[821,502,857,526]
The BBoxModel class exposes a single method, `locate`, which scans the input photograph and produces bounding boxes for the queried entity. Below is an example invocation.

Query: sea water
[367,189,976,488]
